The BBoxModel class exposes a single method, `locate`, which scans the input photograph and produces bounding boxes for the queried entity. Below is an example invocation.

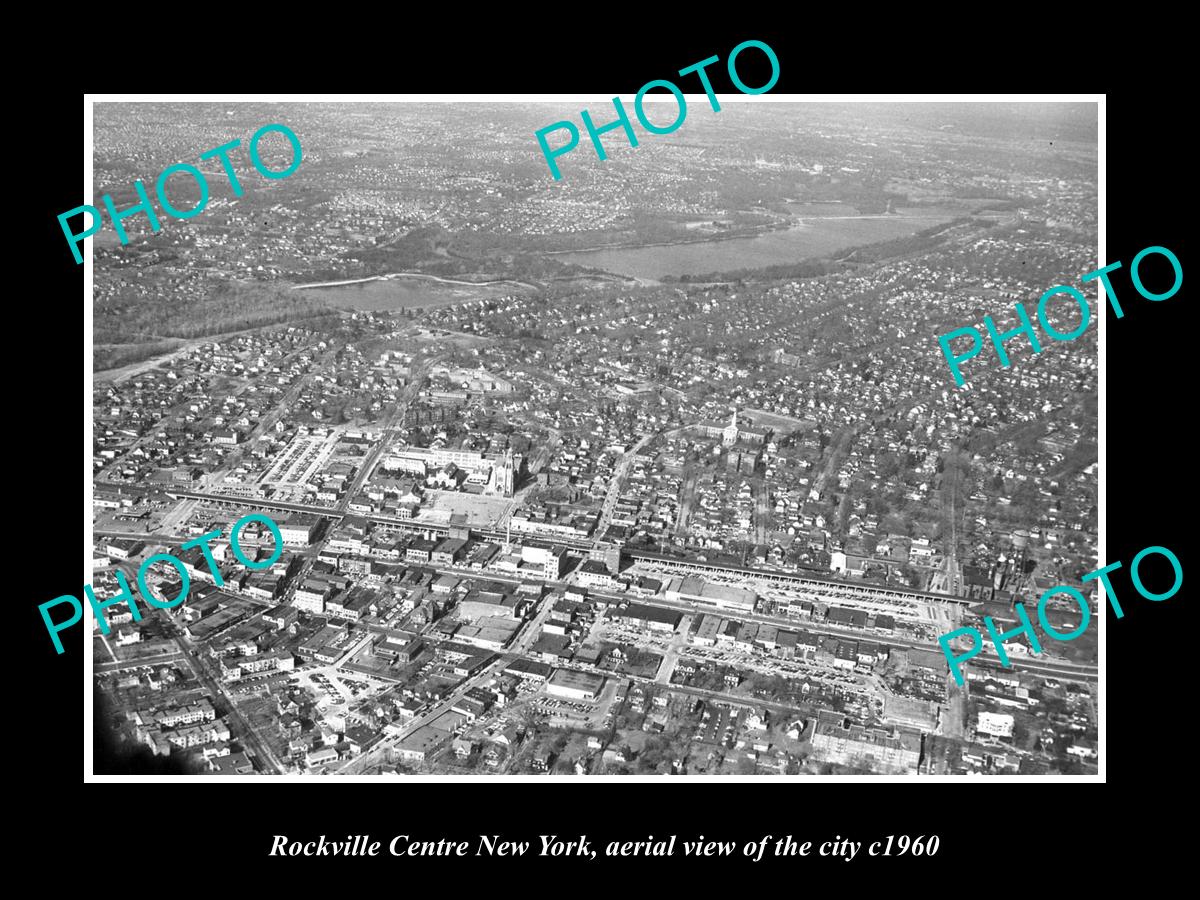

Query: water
[557,209,959,281]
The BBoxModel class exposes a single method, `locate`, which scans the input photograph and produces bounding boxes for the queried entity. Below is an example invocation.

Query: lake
[556,208,960,281]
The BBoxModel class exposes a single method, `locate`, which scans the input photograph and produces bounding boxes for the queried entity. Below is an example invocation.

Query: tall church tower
[722,408,739,447]
[493,447,516,497]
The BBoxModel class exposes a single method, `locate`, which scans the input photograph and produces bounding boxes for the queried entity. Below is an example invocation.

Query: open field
[292,274,537,311]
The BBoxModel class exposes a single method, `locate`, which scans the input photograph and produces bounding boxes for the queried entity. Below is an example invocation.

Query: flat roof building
[606,602,681,633]
[546,668,605,701]
[665,575,756,614]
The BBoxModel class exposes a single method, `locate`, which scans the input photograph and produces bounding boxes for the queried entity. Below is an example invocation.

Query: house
[531,749,552,772]
[452,737,479,759]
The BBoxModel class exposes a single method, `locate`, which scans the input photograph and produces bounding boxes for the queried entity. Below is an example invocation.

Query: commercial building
[694,614,723,646]
[664,575,757,614]
[976,712,1015,740]
[306,746,339,769]
[521,543,567,580]
[406,538,438,563]
[105,539,145,561]
[280,514,320,547]
[546,668,606,701]
[393,725,453,764]
[432,538,467,565]
[606,602,681,633]
[298,624,352,664]
[374,634,424,665]
[293,578,332,614]
[827,606,869,629]
[576,558,616,589]
[505,658,552,682]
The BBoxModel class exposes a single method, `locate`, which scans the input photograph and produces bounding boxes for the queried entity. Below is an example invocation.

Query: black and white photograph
[79,96,1107,780]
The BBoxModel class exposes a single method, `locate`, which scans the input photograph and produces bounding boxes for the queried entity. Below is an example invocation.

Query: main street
[335,655,509,775]
[334,584,556,775]
[584,589,1098,683]
[268,355,440,610]
[593,431,656,540]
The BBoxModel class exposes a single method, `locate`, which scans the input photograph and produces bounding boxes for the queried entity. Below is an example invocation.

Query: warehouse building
[665,575,757,614]
[546,668,606,701]
[606,602,681,633]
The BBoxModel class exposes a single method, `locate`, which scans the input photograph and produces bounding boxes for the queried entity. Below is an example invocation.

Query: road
[95,650,184,673]
[674,467,698,537]
[336,655,509,775]
[656,614,692,684]
[594,431,656,540]
[810,426,855,501]
[269,355,440,609]
[931,452,964,596]
[586,589,1097,683]
[292,272,540,292]
[334,579,564,775]
[170,627,285,774]
[342,357,437,505]
[558,650,810,719]
[753,480,770,546]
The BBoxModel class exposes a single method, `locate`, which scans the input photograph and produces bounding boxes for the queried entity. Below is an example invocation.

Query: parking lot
[284,664,391,714]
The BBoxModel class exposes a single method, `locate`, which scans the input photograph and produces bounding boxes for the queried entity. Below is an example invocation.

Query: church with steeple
[695,407,768,447]
[721,408,740,447]
[487,447,517,497]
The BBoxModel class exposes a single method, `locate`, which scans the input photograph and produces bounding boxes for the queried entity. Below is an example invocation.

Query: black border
[19,29,1191,883]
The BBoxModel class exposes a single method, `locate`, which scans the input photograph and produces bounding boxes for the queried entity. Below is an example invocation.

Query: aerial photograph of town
[89,99,1098,777]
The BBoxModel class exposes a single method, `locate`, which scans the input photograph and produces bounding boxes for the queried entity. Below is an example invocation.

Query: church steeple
[722,408,739,447]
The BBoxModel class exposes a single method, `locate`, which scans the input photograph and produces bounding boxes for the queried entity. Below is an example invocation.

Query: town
[90,100,1098,777]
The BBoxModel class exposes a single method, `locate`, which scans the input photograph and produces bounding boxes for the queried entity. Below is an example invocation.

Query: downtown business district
[77,418,1102,777]
[60,512,1176,714]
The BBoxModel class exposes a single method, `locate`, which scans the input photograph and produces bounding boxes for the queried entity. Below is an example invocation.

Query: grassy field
[293,275,536,311]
